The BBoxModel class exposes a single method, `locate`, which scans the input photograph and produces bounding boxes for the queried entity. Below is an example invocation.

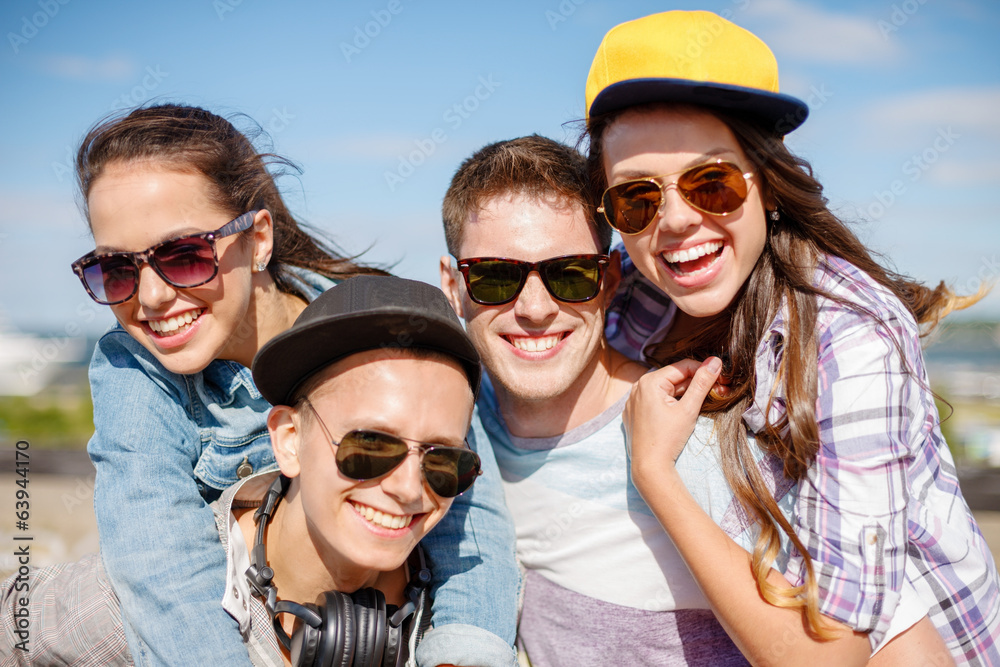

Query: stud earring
[769,210,780,221]
[254,260,267,273]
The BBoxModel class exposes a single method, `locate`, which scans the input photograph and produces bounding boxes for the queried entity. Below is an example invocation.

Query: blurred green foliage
[0,393,94,450]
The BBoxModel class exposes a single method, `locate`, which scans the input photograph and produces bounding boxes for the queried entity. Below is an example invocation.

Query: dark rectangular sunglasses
[456,254,610,306]
[304,400,481,498]
[71,211,257,305]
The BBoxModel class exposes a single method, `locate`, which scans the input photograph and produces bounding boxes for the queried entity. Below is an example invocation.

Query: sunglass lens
[337,431,408,480]
[153,237,217,287]
[604,181,661,234]
[424,448,480,497]
[544,258,602,301]
[466,260,524,305]
[84,256,138,305]
[678,163,748,215]
[336,431,479,498]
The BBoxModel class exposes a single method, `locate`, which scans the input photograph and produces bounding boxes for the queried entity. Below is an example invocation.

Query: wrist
[630,455,680,494]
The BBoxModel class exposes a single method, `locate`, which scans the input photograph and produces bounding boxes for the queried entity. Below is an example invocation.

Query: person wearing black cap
[587,9,999,666]
[1,276,506,667]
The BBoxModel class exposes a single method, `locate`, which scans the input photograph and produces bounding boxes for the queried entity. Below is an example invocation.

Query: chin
[147,346,216,376]
[673,285,741,319]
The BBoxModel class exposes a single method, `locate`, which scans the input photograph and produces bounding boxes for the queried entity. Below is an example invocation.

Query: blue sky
[1,0,998,335]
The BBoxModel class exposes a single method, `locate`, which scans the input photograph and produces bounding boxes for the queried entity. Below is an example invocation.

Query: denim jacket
[88,267,518,667]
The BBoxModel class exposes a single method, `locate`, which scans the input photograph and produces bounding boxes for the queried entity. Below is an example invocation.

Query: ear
[267,404,301,478]
[601,248,623,309]
[439,255,466,319]
[251,209,275,269]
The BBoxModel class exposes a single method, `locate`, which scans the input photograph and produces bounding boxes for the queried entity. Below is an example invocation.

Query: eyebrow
[94,227,208,254]
[348,424,467,449]
[612,148,741,181]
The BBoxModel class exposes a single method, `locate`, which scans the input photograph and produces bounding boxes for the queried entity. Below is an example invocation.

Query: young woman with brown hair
[586,11,999,665]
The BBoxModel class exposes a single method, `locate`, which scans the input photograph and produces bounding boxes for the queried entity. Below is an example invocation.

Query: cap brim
[589,78,808,135]
[253,309,481,406]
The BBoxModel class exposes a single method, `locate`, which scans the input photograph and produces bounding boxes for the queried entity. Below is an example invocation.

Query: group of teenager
[2,10,998,667]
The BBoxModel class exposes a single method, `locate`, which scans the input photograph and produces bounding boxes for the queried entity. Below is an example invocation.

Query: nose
[379,449,427,508]
[655,184,703,236]
[512,272,559,322]
[135,262,177,310]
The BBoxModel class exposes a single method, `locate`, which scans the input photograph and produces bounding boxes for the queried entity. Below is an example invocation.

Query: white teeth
[351,501,413,530]
[148,309,204,335]
[663,241,724,264]
[510,335,560,352]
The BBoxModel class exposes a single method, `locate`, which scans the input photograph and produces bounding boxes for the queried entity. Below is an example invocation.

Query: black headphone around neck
[245,475,432,667]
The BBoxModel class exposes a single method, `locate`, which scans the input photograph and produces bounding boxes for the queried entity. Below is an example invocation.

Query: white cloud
[742,0,901,64]
[927,160,1000,187]
[39,54,137,82]
[867,87,1000,140]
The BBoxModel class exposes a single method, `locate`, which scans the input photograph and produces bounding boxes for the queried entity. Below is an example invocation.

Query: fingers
[655,358,705,386]
[679,357,723,410]
[645,357,726,398]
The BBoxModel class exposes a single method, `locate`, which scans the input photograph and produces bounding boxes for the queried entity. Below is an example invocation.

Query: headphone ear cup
[350,587,387,667]
[318,590,356,667]
[288,603,323,667]
[382,616,405,667]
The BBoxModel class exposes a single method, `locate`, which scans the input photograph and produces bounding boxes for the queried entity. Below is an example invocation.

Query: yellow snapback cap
[586,10,808,134]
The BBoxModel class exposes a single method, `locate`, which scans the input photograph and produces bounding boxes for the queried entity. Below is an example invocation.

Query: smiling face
[87,162,269,374]
[278,350,472,576]
[602,106,769,319]
[441,192,614,405]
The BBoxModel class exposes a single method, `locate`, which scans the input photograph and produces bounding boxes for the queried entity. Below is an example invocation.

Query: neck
[494,343,645,438]
[279,493,384,600]
[224,276,308,368]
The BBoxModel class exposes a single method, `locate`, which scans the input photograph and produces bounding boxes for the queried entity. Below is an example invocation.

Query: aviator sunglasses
[303,400,482,498]
[456,254,610,306]
[598,160,753,235]
[71,210,258,305]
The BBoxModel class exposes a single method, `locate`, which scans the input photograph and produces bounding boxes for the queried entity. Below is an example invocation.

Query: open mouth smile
[147,308,205,336]
[350,501,415,530]
[660,241,724,277]
[502,334,567,352]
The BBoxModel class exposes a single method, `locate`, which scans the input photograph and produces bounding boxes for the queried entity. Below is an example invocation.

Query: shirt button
[233,588,240,599]
[237,457,253,479]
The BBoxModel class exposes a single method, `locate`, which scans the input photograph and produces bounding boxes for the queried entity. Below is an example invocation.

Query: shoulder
[812,256,919,340]
[745,257,924,432]
[90,325,188,400]
[89,325,261,416]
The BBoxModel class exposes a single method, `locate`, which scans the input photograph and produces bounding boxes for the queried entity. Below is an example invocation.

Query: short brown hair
[442,135,611,256]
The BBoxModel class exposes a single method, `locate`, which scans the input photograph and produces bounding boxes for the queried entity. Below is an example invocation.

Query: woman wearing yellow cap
[587,10,999,666]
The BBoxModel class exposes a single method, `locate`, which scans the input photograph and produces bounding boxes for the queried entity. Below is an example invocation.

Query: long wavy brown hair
[586,103,981,637]
[76,104,386,300]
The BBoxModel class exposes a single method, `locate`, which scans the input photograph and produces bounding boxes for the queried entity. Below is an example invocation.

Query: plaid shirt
[607,247,1000,664]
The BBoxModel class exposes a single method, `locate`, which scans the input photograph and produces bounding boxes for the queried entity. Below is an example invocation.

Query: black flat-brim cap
[252,275,481,405]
